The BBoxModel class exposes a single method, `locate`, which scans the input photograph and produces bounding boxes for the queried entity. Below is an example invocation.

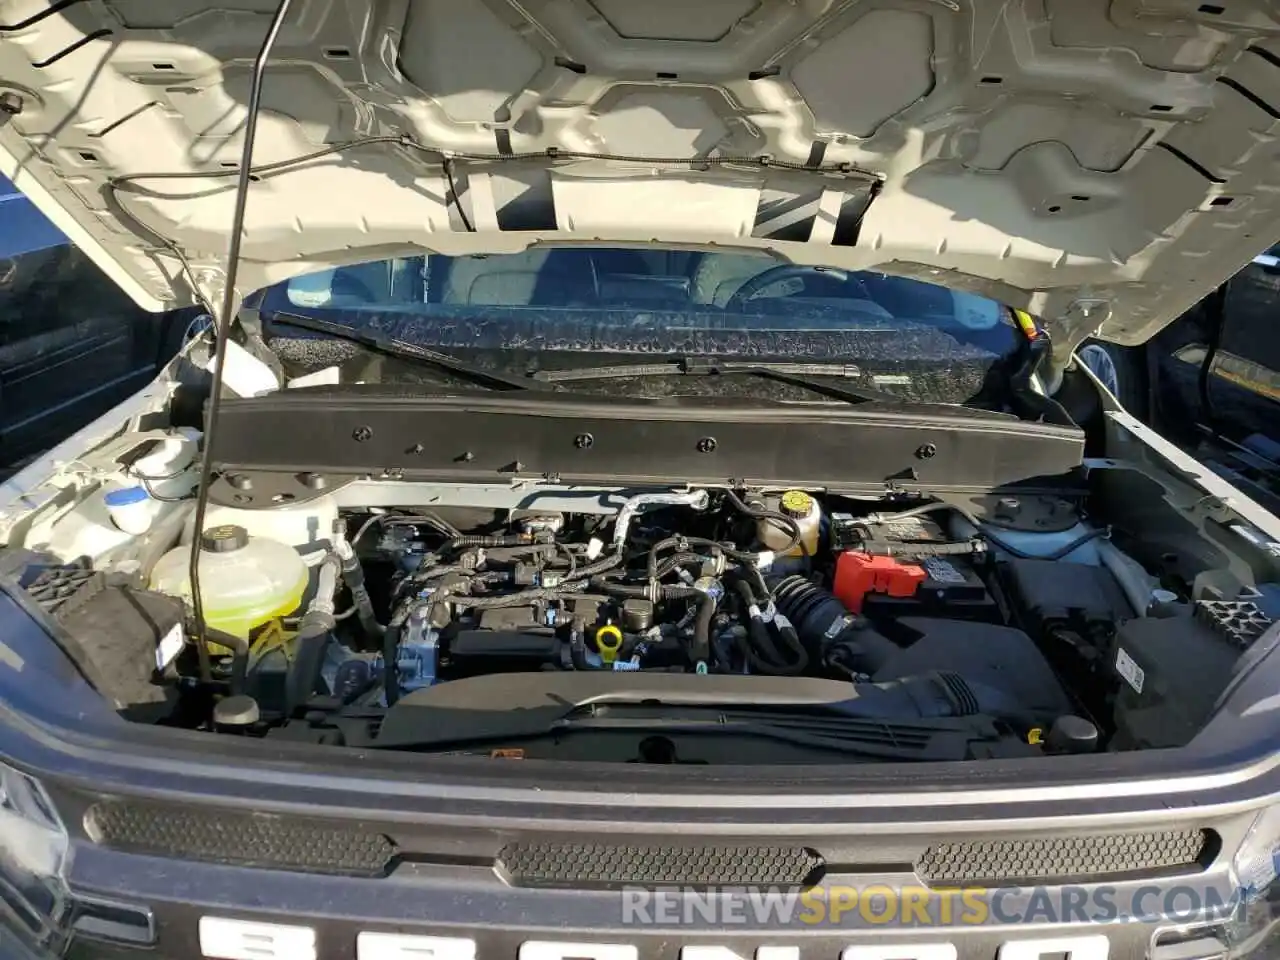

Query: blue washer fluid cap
[104,485,150,506]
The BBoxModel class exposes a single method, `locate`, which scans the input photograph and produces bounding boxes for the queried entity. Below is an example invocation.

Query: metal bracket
[1053,297,1113,361]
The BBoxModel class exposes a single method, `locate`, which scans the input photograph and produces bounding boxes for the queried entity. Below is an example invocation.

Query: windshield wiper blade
[269,309,544,392]
[531,357,863,382]
[530,357,898,404]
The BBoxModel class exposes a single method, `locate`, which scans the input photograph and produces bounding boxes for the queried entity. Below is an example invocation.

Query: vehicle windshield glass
[259,246,1021,405]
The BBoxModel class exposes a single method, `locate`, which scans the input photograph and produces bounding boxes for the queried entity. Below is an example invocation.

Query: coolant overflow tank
[757,490,822,557]
[151,525,308,640]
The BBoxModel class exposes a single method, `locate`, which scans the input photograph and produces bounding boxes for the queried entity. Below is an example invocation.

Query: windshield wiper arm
[269,309,545,392]
[530,356,899,404]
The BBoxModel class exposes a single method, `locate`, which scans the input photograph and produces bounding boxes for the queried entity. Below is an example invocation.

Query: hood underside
[2,0,1280,348]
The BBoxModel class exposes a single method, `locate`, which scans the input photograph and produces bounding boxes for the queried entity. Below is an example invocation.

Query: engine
[35,480,1262,756]
[246,489,1111,743]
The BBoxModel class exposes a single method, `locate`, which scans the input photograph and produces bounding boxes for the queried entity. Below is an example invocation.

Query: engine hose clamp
[824,614,855,641]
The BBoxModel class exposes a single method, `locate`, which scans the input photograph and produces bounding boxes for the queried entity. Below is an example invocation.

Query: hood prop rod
[187,0,294,683]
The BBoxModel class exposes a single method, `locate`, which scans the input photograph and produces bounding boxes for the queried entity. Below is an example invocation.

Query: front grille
[86,801,397,877]
[497,841,824,888]
[915,829,1210,885]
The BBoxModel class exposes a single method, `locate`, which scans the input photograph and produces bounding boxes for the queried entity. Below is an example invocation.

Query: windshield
[257,246,1020,405]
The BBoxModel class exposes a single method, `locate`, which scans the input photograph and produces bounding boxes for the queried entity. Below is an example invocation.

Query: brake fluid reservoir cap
[200,524,250,553]
[780,490,814,518]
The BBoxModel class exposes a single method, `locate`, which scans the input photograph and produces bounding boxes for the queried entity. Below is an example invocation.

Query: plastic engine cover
[872,618,1074,721]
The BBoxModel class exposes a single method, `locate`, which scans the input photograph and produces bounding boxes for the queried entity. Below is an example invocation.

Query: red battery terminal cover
[833,551,927,613]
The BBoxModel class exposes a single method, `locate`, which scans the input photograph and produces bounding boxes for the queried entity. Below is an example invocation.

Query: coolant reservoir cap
[200,524,250,553]
[780,490,813,518]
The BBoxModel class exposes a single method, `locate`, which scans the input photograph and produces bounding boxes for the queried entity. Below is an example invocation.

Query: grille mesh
[498,841,824,888]
[86,801,397,877]
[915,829,1208,885]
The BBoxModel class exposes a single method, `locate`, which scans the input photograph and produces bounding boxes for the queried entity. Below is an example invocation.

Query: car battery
[833,550,1000,624]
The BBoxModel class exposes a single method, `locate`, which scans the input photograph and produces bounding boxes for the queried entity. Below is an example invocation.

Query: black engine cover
[872,618,1074,722]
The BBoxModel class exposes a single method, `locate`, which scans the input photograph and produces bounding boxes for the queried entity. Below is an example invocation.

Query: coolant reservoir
[182,495,338,554]
[758,490,822,558]
[151,525,308,639]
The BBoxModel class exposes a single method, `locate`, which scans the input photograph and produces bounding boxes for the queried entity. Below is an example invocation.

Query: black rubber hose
[742,631,795,676]
[647,536,755,581]
[647,536,697,580]
[654,552,705,580]
[569,620,600,670]
[729,572,762,609]
[770,617,810,675]
[773,575,897,675]
[284,610,336,715]
[589,579,700,601]
[745,563,773,601]
[722,488,802,555]
[382,618,404,706]
[728,577,790,674]
[339,548,383,642]
[204,627,250,696]
[573,547,625,579]
[691,591,716,665]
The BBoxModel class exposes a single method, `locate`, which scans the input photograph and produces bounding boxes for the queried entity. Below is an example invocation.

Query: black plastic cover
[1002,557,1133,632]
[204,392,1085,506]
[25,567,184,722]
[443,630,562,680]
[862,555,1000,624]
[871,617,1074,721]
[1110,616,1239,749]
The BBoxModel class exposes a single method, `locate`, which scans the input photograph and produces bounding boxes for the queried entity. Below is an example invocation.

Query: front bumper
[6,837,1267,960]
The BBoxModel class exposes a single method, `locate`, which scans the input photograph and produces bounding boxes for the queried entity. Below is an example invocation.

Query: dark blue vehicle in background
[1078,245,1280,513]
[0,175,188,475]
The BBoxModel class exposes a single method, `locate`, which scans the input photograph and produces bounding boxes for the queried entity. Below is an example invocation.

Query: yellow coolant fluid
[151,524,309,643]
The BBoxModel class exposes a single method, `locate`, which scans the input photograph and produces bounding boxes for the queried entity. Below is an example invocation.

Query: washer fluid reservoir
[151,525,309,641]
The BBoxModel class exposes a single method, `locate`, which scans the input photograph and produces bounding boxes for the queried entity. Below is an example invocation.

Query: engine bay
[17,463,1279,764]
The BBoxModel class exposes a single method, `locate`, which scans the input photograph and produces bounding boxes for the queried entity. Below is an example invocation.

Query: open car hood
[2,0,1279,350]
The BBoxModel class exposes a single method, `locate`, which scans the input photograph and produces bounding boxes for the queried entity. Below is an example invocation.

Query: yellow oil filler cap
[595,623,623,664]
